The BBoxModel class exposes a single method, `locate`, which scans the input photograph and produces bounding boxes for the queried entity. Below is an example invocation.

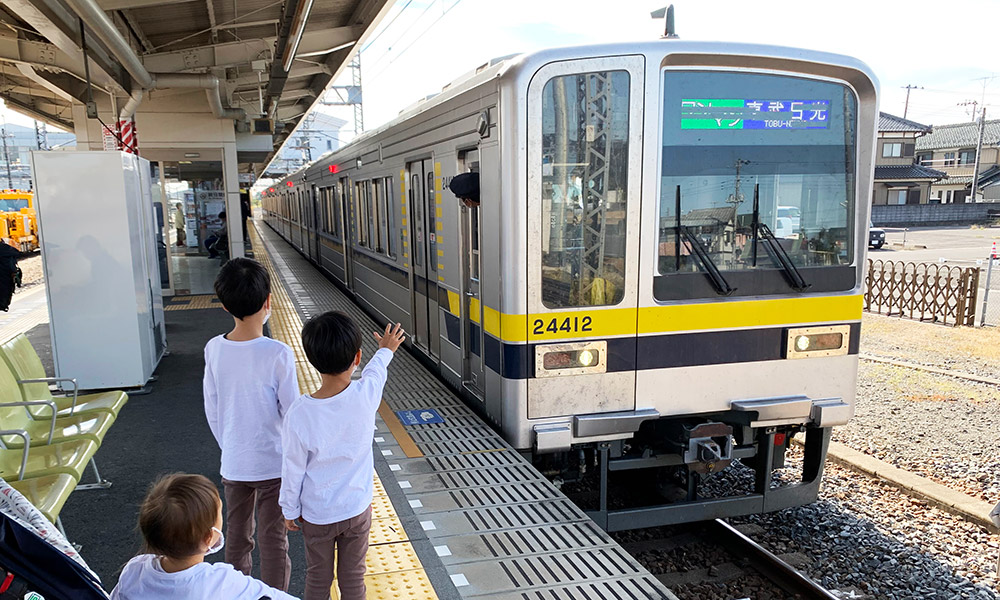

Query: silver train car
[262,40,878,531]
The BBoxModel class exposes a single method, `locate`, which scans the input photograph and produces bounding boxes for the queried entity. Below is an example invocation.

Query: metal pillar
[578,72,611,303]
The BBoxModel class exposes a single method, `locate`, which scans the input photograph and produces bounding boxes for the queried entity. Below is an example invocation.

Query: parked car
[868,221,885,249]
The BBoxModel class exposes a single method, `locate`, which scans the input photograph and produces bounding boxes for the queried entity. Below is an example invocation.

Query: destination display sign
[681,99,830,130]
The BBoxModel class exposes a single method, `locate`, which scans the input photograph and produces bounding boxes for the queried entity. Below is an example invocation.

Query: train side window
[539,70,630,308]
[411,173,423,267]
[355,181,368,248]
[372,179,383,252]
[333,183,343,239]
[382,176,395,258]
[427,171,436,272]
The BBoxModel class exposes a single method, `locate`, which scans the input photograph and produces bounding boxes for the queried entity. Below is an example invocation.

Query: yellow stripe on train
[489,295,863,343]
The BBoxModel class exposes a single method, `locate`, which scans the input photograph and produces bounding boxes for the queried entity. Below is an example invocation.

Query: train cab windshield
[656,70,858,300]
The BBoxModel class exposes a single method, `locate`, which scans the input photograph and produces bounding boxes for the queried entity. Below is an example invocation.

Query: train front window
[539,70,630,308]
[657,70,857,299]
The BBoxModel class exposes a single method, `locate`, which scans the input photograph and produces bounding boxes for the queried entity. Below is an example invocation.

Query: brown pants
[300,506,372,600]
[222,477,291,591]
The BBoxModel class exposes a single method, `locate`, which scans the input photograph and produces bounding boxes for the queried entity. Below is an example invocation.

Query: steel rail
[705,519,840,600]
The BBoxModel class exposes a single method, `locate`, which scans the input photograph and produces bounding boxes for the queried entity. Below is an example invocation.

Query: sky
[3,0,997,141]
[314,0,1000,140]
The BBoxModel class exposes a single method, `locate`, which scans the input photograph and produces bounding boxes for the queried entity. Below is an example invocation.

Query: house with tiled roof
[872,113,946,206]
[915,118,1000,202]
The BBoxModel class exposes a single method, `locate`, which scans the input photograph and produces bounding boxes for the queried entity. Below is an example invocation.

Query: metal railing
[864,259,980,326]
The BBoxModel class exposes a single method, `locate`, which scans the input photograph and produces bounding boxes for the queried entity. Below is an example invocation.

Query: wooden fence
[864,260,980,326]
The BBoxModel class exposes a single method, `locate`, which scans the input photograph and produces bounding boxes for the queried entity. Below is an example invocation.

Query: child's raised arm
[373,322,405,353]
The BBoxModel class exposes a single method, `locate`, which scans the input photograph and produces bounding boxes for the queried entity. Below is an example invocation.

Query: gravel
[835,360,1000,503]
[860,312,1000,381]
[17,253,43,287]
[734,451,1000,600]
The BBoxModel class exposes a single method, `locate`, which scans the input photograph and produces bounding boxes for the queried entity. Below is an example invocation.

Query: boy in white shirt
[279,312,405,600]
[204,257,299,590]
[111,473,298,600]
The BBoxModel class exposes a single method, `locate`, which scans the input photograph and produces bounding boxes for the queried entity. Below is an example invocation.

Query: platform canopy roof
[0,0,391,172]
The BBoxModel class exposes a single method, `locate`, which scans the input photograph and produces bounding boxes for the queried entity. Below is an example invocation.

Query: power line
[363,0,454,76]
[361,0,415,52]
[364,0,464,85]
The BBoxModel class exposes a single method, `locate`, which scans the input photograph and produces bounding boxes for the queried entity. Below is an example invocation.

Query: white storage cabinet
[31,151,166,390]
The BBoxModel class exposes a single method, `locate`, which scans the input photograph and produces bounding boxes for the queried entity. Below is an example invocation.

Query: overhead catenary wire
[360,0,415,53]
[363,0,464,85]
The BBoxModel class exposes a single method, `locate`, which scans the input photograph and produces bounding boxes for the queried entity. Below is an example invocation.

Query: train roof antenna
[664,5,679,39]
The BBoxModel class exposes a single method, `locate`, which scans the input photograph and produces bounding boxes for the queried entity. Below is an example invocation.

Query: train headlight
[535,341,606,377]
[786,325,851,359]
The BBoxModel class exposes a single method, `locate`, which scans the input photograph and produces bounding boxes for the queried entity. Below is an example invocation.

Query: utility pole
[34,121,48,150]
[969,107,987,203]
[902,84,922,119]
[0,127,12,189]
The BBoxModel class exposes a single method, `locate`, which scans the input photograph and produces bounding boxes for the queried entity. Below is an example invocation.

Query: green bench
[0,334,130,532]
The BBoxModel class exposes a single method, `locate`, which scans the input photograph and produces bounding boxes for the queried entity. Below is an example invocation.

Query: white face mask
[263,307,271,325]
[206,527,225,555]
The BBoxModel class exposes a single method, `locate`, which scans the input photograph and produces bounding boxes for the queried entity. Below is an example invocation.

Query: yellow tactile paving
[364,569,438,600]
[163,295,223,311]
[365,542,423,573]
[369,515,408,546]
[248,224,438,600]
[372,492,396,521]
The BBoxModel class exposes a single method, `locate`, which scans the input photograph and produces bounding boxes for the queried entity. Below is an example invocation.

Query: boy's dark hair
[302,311,362,375]
[139,474,219,559]
[214,257,269,319]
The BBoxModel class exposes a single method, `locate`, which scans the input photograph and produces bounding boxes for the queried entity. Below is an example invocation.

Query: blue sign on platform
[395,408,444,425]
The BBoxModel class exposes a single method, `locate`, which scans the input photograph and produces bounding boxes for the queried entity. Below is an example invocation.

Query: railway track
[616,519,840,600]
[859,353,1000,387]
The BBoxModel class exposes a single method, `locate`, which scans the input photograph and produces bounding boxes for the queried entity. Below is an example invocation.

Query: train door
[339,177,355,290]
[525,57,644,418]
[459,149,484,398]
[406,159,440,359]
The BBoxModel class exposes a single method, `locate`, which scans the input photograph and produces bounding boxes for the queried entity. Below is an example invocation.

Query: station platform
[252,224,677,600]
[9,223,676,599]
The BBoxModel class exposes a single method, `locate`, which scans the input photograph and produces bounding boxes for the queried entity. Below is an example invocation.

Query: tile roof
[878,112,931,133]
[874,165,947,181]
[916,119,1000,150]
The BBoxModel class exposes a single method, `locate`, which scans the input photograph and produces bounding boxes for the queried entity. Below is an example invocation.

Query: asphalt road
[867,224,1000,325]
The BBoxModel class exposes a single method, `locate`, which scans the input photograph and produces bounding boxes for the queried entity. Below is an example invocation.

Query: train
[261,40,878,531]
[0,191,40,253]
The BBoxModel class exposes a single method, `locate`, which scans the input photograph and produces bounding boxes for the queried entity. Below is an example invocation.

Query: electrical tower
[323,53,364,137]
[34,121,48,150]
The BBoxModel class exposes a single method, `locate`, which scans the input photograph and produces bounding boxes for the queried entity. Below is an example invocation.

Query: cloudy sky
[3,0,997,137]
[317,0,999,138]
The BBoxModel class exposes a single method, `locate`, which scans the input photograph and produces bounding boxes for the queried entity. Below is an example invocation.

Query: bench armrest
[19,378,78,413]
[0,401,58,444]
[0,429,30,480]
[17,377,80,415]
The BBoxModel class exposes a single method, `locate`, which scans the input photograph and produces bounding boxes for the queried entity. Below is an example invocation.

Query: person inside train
[449,171,479,207]
[204,258,299,591]
[280,314,405,600]
[110,473,297,600]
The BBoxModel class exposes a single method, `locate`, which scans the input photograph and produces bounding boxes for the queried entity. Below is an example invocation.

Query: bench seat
[8,473,77,523]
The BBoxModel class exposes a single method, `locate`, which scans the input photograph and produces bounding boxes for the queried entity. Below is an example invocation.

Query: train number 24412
[532,316,593,335]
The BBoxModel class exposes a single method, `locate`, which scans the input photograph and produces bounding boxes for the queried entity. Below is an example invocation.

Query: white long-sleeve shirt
[279,348,393,525]
[203,335,299,481]
[110,554,298,600]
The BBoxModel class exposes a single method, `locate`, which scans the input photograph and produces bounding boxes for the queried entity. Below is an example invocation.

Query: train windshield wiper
[674,186,736,296]
[751,184,811,292]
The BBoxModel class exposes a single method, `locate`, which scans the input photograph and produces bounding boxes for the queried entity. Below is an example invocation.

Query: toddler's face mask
[206,527,225,555]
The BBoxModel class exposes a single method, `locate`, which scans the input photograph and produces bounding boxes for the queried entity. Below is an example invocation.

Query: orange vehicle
[0,190,39,252]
